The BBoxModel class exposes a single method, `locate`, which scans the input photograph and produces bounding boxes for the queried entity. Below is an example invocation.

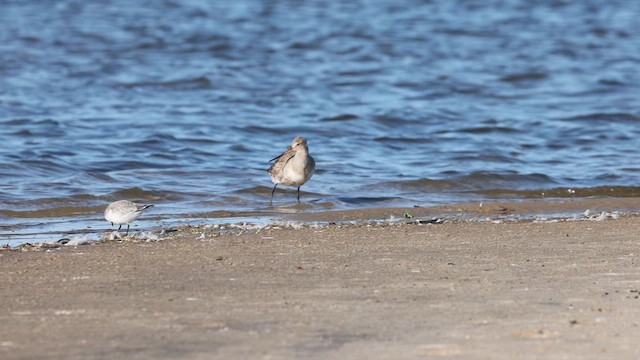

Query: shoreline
[183,196,640,225]
[2,203,640,358]
[3,196,640,250]
[286,196,640,222]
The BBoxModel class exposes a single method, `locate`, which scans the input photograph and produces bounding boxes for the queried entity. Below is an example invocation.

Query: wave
[379,174,640,200]
[320,114,359,122]
[458,126,520,134]
[381,172,557,191]
[0,206,105,219]
[559,113,640,123]
[117,76,213,90]
[107,187,189,201]
[472,186,640,199]
[499,72,547,82]
[0,187,191,219]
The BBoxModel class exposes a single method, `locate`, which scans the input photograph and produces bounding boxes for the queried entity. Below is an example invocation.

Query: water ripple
[1,0,640,241]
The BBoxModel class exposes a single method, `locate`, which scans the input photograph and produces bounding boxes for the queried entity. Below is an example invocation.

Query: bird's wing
[267,148,296,174]
[269,146,292,162]
[135,204,154,212]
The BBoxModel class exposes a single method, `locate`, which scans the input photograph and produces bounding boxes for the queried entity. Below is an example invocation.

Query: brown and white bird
[267,136,315,202]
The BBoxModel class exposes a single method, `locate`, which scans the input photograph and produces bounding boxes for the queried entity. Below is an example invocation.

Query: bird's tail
[136,204,154,211]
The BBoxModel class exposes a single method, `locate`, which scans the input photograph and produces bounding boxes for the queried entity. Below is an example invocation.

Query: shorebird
[104,200,154,235]
[268,136,315,203]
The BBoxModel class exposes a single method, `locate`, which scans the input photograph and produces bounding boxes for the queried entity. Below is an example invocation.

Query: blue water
[1,0,640,244]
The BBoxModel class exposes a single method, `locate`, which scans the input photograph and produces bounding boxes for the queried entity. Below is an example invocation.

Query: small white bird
[267,136,315,203]
[104,200,154,235]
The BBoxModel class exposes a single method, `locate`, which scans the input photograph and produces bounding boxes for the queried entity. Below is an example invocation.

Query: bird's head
[291,136,308,150]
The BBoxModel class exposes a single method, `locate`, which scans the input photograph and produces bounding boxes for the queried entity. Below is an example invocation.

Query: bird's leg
[117,224,122,231]
[297,187,301,202]
[126,224,130,236]
[270,184,278,204]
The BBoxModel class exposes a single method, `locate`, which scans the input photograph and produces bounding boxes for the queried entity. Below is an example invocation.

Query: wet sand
[2,200,640,359]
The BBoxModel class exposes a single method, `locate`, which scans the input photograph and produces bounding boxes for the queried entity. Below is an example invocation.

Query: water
[2,0,640,245]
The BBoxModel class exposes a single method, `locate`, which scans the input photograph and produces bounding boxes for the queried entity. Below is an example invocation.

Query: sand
[2,201,640,359]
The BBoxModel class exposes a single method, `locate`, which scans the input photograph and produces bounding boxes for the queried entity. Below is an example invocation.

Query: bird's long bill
[269,146,293,162]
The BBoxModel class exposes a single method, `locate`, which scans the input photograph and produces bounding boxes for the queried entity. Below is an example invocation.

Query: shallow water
[1,0,640,245]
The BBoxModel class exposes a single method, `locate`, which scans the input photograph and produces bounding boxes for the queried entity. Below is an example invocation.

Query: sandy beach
[4,1,640,359]
[2,200,640,359]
